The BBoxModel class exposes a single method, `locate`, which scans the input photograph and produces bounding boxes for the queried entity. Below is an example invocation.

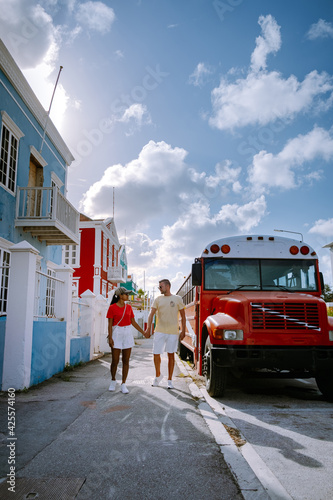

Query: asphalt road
[188,368,333,500]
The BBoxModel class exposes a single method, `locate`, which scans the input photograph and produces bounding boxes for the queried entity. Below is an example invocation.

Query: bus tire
[178,340,189,360]
[315,371,333,401]
[203,337,227,397]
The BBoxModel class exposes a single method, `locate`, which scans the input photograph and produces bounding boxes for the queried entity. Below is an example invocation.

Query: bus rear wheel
[315,371,333,401]
[178,340,189,360]
[203,338,227,397]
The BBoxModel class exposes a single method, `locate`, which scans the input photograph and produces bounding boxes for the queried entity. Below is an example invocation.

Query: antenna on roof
[39,65,63,154]
[274,229,303,242]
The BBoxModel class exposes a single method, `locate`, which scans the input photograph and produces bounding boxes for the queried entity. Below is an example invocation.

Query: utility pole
[40,65,63,154]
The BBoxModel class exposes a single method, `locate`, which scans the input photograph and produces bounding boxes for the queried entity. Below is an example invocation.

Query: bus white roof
[201,235,317,260]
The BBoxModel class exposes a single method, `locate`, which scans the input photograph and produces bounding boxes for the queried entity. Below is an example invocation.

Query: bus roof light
[290,245,299,255]
[221,244,230,254]
[210,244,220,254]
[300,246,310,255]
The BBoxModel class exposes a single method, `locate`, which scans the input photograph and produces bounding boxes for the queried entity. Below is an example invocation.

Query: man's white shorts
[112,325,134,350]
[153,331,178,354]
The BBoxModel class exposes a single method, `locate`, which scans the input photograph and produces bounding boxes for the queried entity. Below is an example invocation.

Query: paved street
[0,338,250,500]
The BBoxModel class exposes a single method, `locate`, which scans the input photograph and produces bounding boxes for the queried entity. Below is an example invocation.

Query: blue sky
[1,0,333,294]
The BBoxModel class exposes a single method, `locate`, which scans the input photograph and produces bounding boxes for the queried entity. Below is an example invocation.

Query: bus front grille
[251,302,320,332]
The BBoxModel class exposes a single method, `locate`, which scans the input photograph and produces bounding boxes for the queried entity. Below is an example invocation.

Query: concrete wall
[70,337,91,366]
[30,321,66,386]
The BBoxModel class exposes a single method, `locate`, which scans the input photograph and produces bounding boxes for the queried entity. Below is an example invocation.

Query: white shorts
[112,325,134,350]
[153,331,178,355]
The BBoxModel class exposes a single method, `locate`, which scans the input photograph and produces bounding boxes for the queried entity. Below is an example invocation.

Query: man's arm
[145,307,157,337]
[179,308,186,341]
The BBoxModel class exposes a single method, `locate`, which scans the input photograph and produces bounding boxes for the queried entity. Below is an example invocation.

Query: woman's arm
[108,318,114,347]
[131,317,147,337]
[145,307,156,337]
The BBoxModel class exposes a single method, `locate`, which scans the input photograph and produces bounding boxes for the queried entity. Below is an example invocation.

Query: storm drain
[0,477,85,500]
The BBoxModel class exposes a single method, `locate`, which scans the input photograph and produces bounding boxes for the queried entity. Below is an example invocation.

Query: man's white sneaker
[152,375,163,386]
[108,380,117,391]
[121,383,129,394]
[167,380,174,390]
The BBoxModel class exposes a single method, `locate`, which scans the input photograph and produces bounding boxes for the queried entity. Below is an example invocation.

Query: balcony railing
[15,186,79,245]
[107,265,127,283]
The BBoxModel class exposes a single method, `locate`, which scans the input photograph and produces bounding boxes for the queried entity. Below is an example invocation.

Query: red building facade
[64,214,127,299]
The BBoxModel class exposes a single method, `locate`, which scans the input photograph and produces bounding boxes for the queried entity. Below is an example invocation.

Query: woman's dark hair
[111,293,120,305]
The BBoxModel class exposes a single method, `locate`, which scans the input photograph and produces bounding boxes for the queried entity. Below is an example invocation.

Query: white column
[55,264,74,365]
[80,289,96,359]
[2,241,39,390]
[94,294,108,353]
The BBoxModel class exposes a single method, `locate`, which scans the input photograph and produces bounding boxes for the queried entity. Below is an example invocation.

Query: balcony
[107,265,127,283]
[15,186,79,245]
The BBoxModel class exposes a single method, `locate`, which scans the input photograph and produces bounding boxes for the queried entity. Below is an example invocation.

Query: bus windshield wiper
[227,285,259,294]
[265,284,292,291]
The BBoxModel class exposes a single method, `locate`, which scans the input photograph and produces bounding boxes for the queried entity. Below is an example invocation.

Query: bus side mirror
[320,272,324,293]
[192,261,202,286]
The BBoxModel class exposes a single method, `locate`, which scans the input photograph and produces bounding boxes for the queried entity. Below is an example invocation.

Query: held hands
[144,328,151,338]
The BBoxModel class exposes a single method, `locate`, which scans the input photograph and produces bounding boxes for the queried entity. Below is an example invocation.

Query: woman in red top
[106,287,146,394]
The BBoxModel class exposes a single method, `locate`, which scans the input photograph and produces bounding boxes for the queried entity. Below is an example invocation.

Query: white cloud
[307,19,333,40]
[251,15,281,72]
[80,141,267,287]
[309,218,333,237]
[189,62,213,87]
[248,126,333,192]
[75,1,115,34]
[118,104,152,135]
[0,0,59,69]
[80,140,190,224]
[209,15,333,131]
[216,195,267,232]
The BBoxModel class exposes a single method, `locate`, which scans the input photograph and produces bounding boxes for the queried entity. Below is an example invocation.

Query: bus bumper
[211,345,333,372]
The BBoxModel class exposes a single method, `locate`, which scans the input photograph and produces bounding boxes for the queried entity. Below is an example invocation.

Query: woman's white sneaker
[167,380,174,389]
[108,380,117,391]
[121,383,129,394]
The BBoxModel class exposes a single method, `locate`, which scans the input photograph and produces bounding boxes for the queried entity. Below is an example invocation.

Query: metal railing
[16,186,79,235]
[107,265,127,282]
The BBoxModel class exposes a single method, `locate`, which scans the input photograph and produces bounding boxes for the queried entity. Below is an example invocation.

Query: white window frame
[0,247,10,315]
[103,235,107,271]
[0,111,24,194]
[63,244,79,267]
[45,268,56,317]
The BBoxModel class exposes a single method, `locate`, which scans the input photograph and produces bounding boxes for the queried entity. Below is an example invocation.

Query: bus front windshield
[204,258,318,292]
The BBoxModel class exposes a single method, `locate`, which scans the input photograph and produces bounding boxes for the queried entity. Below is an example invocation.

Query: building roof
[0,39,74,166]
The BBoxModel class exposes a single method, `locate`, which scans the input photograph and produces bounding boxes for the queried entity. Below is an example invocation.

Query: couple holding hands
[107,279,186,393]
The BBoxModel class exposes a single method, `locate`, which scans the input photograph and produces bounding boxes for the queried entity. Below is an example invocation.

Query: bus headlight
[223,329,243,340]
[329,331,333,341]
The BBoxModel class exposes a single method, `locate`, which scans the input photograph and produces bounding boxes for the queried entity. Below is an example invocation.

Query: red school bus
[177,234,333,399]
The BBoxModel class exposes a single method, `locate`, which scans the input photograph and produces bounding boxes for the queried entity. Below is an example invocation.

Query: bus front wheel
[203,338,227,397]
[315,371,333,401]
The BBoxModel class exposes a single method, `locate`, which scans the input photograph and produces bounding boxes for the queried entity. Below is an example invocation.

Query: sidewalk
[0,338,245,500]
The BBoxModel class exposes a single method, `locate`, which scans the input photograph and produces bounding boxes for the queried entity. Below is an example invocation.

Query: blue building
[0,39,81,389]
